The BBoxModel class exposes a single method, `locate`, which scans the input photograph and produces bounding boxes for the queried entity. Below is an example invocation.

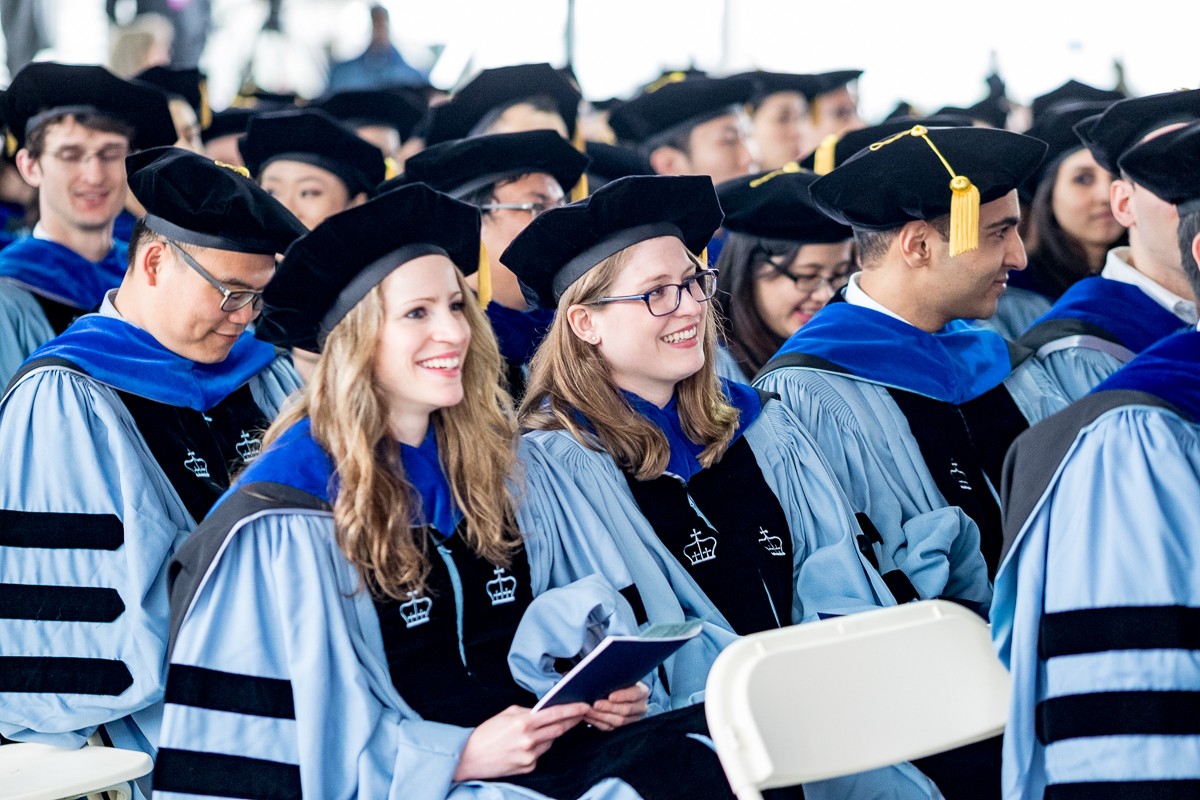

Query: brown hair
[25,112,136,160]
[519,245,740,481]
[264,267,520,599]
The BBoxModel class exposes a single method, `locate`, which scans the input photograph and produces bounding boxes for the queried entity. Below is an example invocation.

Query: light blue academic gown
[0,236,129,385]
[713,343,752,384]
[976,286,1052,342]
[518,383,946,799]
[0,311,298,786]
[755,302,1060,604]
[1018,272,1191,402]
[158,418,659,800]
[992,329,1200,800]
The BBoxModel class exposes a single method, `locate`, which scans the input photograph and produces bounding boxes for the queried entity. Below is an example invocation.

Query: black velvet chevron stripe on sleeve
[0,509,124,550]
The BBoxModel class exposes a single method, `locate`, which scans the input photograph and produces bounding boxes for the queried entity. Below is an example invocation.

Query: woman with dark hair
[713,166,854,382]
[983,101,1125,339]
[156,183,735,800]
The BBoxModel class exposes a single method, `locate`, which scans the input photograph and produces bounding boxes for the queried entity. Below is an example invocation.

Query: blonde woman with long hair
[507,175,952,800]
[153,184,735,800]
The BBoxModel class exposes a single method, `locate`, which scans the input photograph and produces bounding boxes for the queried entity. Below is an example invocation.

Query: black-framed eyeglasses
[591,269,719,317]
[753,245,853,295]
[167,240,264,312]
[479,200,562,219]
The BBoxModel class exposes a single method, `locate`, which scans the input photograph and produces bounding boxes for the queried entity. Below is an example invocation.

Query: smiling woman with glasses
[712,166,855,381]
[498,177,938,800]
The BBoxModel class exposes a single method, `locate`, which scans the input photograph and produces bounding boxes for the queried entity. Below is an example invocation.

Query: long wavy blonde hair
[265,267,521,600]
[519,245,740,481]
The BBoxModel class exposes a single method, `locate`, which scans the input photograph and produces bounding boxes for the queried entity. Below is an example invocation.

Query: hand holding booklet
[532,620,703,711]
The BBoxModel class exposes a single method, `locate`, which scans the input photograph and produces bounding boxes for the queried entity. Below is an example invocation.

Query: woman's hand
[452,702,590,782]
[584,682,650,731]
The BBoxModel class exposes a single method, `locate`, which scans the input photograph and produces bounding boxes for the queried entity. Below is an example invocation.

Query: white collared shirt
[844,272,920,328]
[31,222,50,241]
[98,287,143,331]
[1101,247,1199,326]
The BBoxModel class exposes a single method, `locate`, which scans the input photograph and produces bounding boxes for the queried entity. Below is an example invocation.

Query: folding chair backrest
[0,742,152,800]
[705,600,1010,798]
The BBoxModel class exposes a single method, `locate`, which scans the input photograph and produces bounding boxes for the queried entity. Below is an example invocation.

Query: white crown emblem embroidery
[399,591,432,628]
[758,527,786,557]
[486,567,518,606]
[684,529,717,566]
[235,431,261,463]
[949,459,971,490]
[184,450,210,478]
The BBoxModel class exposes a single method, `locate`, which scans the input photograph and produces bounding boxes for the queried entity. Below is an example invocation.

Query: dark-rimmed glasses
[167,240,265,312]
[753,245,852,295]
[591,269,719,317]
[479,200,562,219]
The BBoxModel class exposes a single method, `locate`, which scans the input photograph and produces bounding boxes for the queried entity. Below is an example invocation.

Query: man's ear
[649,145,690,177]
[14,149,41,188]
[896,220,934,270]
[137,239,170,287]
[1111,178,1135,228]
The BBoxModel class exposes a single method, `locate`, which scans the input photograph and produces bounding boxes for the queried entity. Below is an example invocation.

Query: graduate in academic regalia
[713,165,853,383]
[390,129,588,399]
[200,106,257,168]
[978,101,1123,340]
[756,125,1065,589]
[0,62,177,384]
[0,149,305,788]
[240,108,385,232]
[133,66,211,154]
[505,174,953,800]
[1018,90,1200,401]
[159,182,738,800]
[609,74,758,265]
[992,122,1200,800]
[313,87,427,165]
[731,71,819,172]
[798,70,866,158]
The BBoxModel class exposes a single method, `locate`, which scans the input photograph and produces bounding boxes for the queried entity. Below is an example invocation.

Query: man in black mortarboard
[0,150,306,790]
[730,71,818,171]
[0,62,177,385]
[0,89,35,251]
[1017,89,1200,402]
[313,87,427,166]
[390,130,588,398]
[799,70,866,156]
[754,125,1069,799]
[609,73,756,187]
[994,119,1200,800]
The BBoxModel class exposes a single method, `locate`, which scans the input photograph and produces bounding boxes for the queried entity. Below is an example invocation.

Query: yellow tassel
[699,247,708,269]
[384,157,399,180]
[570,125,589,202]
[4,131,17,158]
[645,71,687,94]
[198,79,212,130]
[213,160,251,179]
[748,161,803,189]
[948,175,980,257]
[477,241,492,309]
[813,134,840,175]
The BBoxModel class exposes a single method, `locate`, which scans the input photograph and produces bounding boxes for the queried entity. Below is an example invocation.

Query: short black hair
[1178,207,1200,301]
[853,214,951,268]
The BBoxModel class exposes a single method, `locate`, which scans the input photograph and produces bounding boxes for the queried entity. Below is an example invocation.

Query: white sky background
[11,0,1198,120]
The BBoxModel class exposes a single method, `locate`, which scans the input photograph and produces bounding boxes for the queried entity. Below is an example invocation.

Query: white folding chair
[705,600,1010,799]
[0,742,152,800]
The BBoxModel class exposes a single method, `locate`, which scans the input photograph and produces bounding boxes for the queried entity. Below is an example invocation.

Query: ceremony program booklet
[532,621,704,711]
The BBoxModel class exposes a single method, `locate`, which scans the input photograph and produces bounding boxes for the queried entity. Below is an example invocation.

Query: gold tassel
[869,125,981,256]
[384,157,399,180]
[813,134,840,175]
[213,160,251,179]
[4,131,17,158]
[948,175,980,257]
[748,161,803,188]
[198,79,212,130]
[699,247,708,269]
[570,125,589,202]
[645,71,687,94]
[477,241,492,309]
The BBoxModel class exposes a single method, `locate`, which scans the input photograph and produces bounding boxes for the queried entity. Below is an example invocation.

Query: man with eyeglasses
[0,62,177,385]
[0,148,305,787]
[391,130,588,397]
